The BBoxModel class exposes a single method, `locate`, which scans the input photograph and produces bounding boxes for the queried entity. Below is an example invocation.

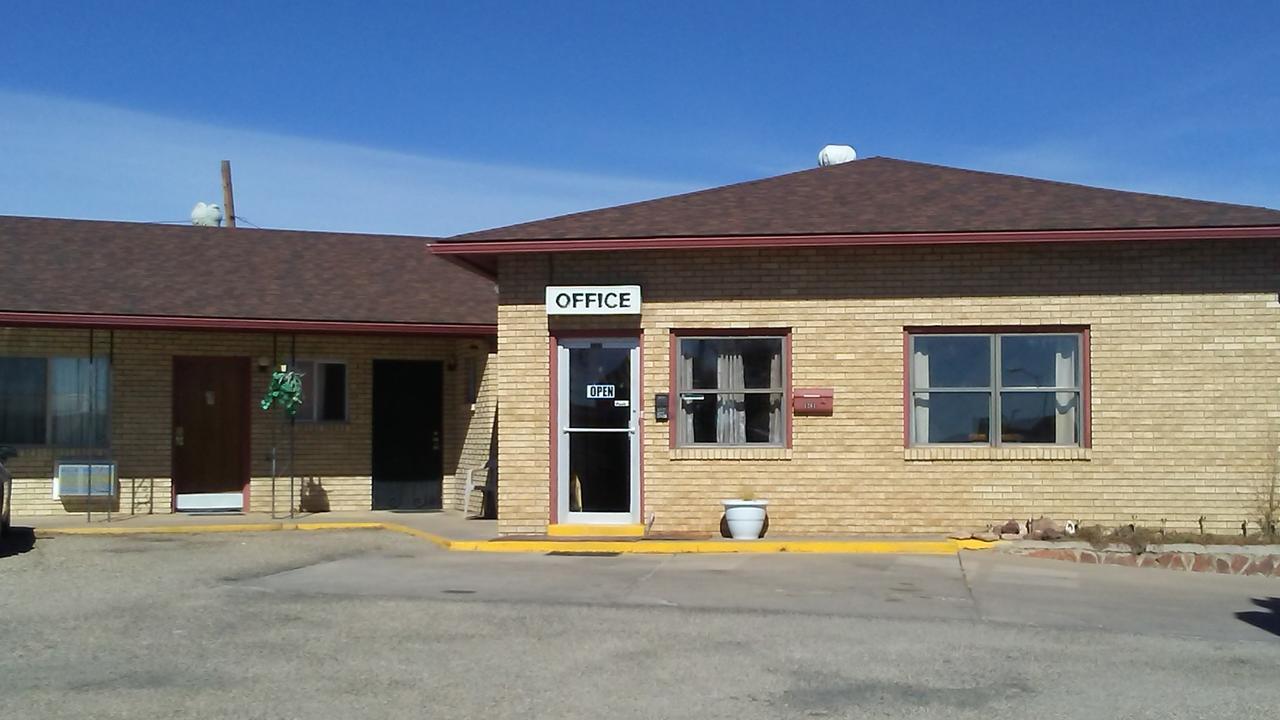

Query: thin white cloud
[0,90,700,236]
[945,139,1279,210]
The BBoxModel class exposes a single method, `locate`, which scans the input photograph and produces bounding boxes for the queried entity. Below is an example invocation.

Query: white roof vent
[190,202,224,227]
[818,144,857,166]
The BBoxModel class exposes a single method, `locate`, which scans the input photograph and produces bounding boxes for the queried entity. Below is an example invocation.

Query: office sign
[546,285,641,315]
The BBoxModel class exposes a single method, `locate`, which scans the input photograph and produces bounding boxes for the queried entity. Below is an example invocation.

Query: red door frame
[548,330,644,525]
[170,356,253,511]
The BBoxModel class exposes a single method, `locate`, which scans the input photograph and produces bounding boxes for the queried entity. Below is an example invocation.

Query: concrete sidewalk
[12,510,994,554]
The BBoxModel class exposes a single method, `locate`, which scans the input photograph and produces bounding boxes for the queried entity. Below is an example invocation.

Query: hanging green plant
[261,366,305,417]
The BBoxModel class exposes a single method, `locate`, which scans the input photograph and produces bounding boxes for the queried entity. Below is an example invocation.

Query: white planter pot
[721,499,769,539]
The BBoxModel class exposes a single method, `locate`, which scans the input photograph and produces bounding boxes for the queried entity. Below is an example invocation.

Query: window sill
[904,446,1091,462]
[670,446,793,461]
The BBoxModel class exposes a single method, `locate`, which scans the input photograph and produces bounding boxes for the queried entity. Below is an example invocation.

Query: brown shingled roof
[0,216,495,328]
[449,157,1280,242]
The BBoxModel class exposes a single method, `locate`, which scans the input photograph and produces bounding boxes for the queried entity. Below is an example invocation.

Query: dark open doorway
[372,360,443,510]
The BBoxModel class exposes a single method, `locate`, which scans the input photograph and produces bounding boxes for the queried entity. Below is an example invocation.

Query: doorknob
[174,426,184,447]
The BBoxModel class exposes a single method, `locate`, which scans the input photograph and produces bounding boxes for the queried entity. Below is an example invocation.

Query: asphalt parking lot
[2,529,1279,719]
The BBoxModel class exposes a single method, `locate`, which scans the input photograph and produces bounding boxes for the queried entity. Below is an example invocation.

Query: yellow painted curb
[546,523,646,538]
[449,538,996,555]
[377,522,455,549]
[294,521,384,532]
[30,519,1000,555]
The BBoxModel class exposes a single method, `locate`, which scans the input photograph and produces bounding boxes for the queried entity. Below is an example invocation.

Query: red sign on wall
[792,388,834,416]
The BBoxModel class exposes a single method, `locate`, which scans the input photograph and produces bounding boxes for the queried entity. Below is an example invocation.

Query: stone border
[999,540,1280,578]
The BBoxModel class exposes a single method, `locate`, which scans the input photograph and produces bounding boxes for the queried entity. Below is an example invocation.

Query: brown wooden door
[172,357,249,500]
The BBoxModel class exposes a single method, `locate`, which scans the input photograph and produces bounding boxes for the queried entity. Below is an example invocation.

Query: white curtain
[911,348,931,444]
[1053,344,1078,445]
[767,348,783,444]
[678,348,695,444]
[716,346,746,444]
[50,358,109,447]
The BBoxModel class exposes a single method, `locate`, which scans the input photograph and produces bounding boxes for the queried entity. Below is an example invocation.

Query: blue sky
[1,2,1277,236]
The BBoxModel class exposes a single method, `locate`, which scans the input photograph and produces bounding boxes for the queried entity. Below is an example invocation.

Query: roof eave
[431,225,1280,257]
[0,311,497,337]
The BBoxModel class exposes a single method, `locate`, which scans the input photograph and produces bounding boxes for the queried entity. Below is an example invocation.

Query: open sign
[586,384,616,399]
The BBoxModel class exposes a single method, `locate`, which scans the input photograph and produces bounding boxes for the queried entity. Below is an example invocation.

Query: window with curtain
[292,360,348,422]
[0,356,110,447]
[908,332,1083,447]
[676,336,786,446]
[50,358,110,447]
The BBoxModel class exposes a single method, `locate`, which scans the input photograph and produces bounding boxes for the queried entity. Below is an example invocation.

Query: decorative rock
[999,520,1022,535]
[947,532,973,540]
[1246,557,1275,576]
[1003,543,1280,579]
[972,531,999,542]
[1028,517,1060,535]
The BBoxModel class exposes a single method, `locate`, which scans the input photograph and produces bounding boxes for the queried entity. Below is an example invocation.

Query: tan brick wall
[496,239,1280,536]
[453,351,499,515]
[1,327,494,516]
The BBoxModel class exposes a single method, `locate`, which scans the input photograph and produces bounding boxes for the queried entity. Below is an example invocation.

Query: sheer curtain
[678,348,696,443]
[911,347,931,444]
[715,343,745,444]
[766,349,783,444]
[50,358,109,447]
[1053,344,1078,445]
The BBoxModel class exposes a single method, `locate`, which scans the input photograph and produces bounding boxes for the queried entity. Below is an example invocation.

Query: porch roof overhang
[0,311,497,337]
[428,224,1280,274]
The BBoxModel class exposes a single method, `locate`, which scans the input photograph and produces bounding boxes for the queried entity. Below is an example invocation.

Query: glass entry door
[557,338,640,524]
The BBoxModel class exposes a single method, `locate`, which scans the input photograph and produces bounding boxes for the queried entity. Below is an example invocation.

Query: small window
[908,331,1084,447]
[293,361,348,422]
[0,356,109,447]
[676,336,786,446]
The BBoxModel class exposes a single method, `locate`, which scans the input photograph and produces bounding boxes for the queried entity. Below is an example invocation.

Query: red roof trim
[431,225,1280,256]
[0,311,496,337]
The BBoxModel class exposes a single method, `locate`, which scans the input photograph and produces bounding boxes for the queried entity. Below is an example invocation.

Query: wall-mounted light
[256,356,272,373]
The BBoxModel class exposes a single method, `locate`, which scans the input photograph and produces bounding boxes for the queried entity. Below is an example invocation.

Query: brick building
[433,157,1280,537]
[0,217,497,517]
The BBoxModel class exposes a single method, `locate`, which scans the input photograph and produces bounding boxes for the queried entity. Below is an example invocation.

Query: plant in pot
[721,488,769,539]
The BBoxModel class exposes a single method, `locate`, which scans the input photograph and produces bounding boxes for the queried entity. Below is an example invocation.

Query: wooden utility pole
[220,160,237,228]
